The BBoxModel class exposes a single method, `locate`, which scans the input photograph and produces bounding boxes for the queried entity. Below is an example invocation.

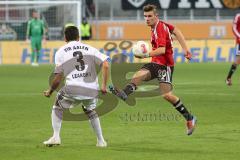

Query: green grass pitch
[0,63,240,160]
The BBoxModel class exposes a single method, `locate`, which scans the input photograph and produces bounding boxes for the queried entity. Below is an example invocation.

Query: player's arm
[101,60,109,94]
[42,21,47,40]
[135,46,166,59]
[148,47,166,57]
[172,27,192,60]
[94,48,110,94]
[44,73,63,97]
[26,21,31,40]
[44,51,63,97]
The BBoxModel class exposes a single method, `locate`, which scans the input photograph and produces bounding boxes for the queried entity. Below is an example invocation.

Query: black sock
[227,64,237,79]
[173,99,193,121]
[123,83,137,96]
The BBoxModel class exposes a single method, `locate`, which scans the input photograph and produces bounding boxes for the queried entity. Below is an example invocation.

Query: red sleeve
[163,22,175,34]
[162,21,175,33]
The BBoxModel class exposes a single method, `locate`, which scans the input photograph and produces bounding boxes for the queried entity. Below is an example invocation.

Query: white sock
[89,116,105,142]
[51,106,62,138]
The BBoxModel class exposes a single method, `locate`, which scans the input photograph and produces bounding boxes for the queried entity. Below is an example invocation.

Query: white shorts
[55,90,97,111]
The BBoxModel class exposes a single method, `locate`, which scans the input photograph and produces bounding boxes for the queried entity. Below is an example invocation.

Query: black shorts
[141,63,174,84]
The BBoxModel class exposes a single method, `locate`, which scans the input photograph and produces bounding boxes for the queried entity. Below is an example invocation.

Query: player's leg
[43,106,62,146]
[161,90,193,121]
[226,44,240,85]
[109,63,153,100]
[123,68,151,95]
[35,37,42,64]
[43,90,74,146]
[161,91,197,135]
[157,65,196,135]
[30,38,37,65]
[82,99,107,147]
[43,105,62,146]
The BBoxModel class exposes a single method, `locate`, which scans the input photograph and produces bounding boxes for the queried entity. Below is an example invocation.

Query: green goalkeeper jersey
[26,18,45,38]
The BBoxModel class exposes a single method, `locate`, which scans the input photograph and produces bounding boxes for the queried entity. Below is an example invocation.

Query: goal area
[0,0,81,40]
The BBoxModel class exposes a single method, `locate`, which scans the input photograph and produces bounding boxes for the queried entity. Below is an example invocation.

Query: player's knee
[132,72,143,81]
[162,93,171,101]
[161,92,176,103]
[235,62,240,66]
[53,105,62,110]
[83,107,98,119]
[132,70,149,81]
[52,105,63,119]
[233,62,239,66]
[234,57,240,65]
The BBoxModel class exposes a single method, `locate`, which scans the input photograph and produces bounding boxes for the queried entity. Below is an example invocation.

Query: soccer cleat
[96,140,107,147]
[43,136,61,147]
[109,85,128,101]
[31,62,39,67]
[225,78,232,86]
[186,116,197,136]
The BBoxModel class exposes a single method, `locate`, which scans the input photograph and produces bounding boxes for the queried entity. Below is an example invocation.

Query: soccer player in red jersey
[109,4,196,135]
[226,13,240,86]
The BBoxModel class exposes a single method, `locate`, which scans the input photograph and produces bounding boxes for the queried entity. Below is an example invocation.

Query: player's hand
[184,51,192,60]
[101,85,107,95]
[42,37,47,45]
[134,53,150,59]
[134,55,144,59]
[237,38,240,44]
[43,89,52,97]
[26,38,30,44]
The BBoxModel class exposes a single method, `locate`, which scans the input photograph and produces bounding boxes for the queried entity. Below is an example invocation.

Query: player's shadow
[108,142,227,155]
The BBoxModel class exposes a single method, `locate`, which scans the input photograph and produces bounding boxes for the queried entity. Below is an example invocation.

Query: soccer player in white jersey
[43,26,109,147]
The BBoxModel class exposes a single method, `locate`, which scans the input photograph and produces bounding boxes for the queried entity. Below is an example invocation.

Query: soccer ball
[132,41,150,58]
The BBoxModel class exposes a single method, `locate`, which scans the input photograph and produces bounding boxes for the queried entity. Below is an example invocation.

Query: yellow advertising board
[0,40,237,64]
[0,41,64,64]
[173,40,236,62]
[92,21,234,40]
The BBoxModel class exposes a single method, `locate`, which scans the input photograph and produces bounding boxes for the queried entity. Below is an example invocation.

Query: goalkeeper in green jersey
[26,10,45,66]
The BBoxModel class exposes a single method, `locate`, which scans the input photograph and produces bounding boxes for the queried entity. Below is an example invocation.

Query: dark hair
[31,10,38,15]
[64,26,79,42]
[143,4,157,14]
